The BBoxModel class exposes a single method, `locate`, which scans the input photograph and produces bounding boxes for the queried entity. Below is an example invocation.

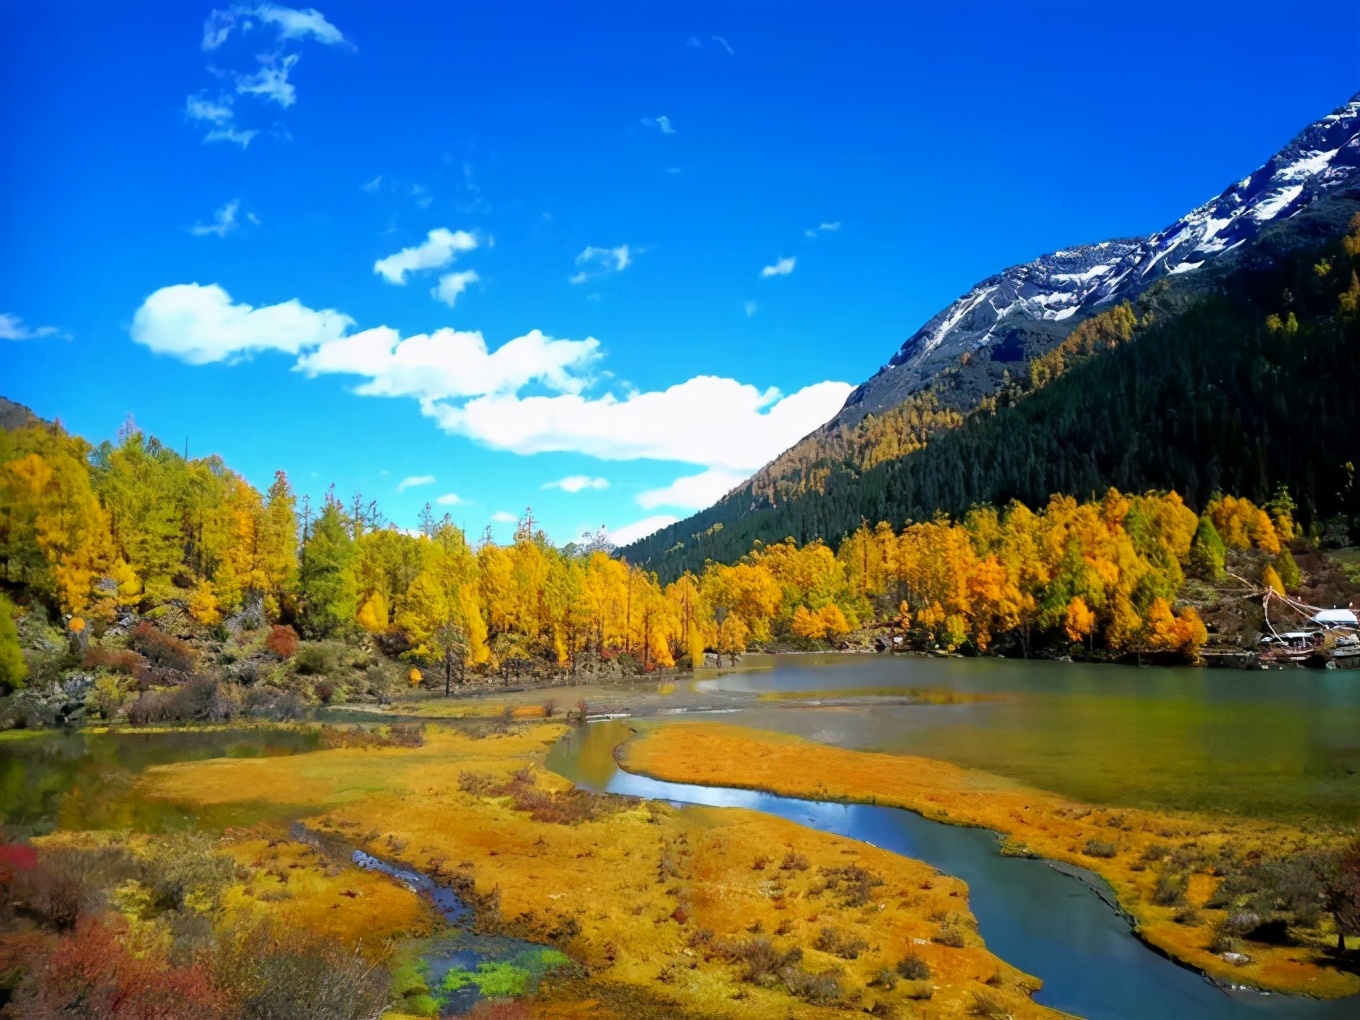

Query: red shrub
[81,647,147,674]
[129,622,198,673]
[15,917,225,1020]
[265,624,299,659]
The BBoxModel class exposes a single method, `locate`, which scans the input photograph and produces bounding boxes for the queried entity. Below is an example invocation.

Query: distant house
[1311,608,1358,628]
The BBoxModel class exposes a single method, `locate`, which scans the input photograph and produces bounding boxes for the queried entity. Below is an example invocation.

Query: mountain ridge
[620,91,1360,575]
[837,90,1360,427]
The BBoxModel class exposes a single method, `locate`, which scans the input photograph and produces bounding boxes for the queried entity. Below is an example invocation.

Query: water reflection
[0,729,319,835]
[699,655,1360,823]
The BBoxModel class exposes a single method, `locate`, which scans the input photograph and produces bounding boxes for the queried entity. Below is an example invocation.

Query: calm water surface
[548,720,1358,1020]
[0,728,319,834]
[697,654,1360,824]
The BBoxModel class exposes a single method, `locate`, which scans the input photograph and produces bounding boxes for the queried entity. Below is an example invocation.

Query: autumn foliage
[265,624,299,659]
[2,410,1295,667]
[14,917,224,1020]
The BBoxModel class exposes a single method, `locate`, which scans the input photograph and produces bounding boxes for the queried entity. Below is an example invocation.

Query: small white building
[1311,608,1358,629]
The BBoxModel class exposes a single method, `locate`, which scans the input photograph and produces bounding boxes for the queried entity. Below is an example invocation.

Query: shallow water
[0,728,320,834]
[547,720,1359,1020]
[697,654,1360,824]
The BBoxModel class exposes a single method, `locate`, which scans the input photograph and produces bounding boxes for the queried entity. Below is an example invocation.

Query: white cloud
[186,93,257,146]
[203,126,258,148]
[637,469,747,511]
[252,3,347,45]
[362,175,383,192]
[744,300,758,317]
[570,245,631,285]
[490,510,517,524]
[642,115,676,134]
[543,476,609,493]
[190,199,241,238]
[711,35,734,55]
[397,475,435,492]
[424,376,851,472]
[130,283,352,364]
[804,221,841,238]
[432,270,480,308]
[297,326,599,401]
[374,228,479,284]
[436,492,464,505]
[666,167,682,175]
[608,515,678,547]
[131,283,851,476]
[186,92,233,123]
[0,313,62,341]
[760,257,796,278]
[203,4,347,51]
[236,53,299,108]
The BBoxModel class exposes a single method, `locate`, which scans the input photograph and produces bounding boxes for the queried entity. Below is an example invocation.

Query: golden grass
[219,834,434,946]
[139,724,1063,1018]
[622,723,1360,999]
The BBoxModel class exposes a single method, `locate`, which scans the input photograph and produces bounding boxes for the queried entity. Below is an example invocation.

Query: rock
[1220,952,1252,966]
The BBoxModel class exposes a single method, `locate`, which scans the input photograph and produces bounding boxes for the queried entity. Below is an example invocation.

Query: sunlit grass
[624,723,1360,1000]
[137,723,1058,1018]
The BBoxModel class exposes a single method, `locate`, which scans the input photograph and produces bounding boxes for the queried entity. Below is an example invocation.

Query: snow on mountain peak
[839,92,1360,423]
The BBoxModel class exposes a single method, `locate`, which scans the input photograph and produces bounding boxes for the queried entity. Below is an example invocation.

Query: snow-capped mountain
[837,91,1360,425]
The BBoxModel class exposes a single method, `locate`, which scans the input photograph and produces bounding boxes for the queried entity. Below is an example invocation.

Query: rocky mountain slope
[620,92,1360,576]
[838,91,1360,426]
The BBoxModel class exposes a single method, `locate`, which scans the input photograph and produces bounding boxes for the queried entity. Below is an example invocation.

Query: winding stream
[546,719,1358,1020]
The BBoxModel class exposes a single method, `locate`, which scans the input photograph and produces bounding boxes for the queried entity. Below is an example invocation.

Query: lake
[694,653,1360,824]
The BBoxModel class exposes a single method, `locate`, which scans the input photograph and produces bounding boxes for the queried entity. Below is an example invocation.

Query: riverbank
[620,723,1360,1000]
[134,721,1061,1018]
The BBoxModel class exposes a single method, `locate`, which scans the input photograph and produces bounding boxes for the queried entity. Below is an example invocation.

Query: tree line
[0,402,1303,691]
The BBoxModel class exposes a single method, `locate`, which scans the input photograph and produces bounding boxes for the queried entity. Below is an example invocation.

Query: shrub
[716,936,802,985]
[81,646,147,674]
[1150,873,1187,907]
[9,847,118,930]
[129,622,198,673]
[781,963,843,1004]
[213,918,389,1020]
[241,686,303,721]
[319,724,425,750]
[265,624,299,659]
[971,987,1011,1019]
[13,917,224,1019]
[126,677,236,725]
[542,698,557,718]
[818,864,884,907]
[293,643,338,676]
[86,675,134,719]
[813,927,868,960]
[313,680,336,704]
[933,924,965,948]
[895,953,931,980]
[138,833,235,913]
[780,851,810,872]
[1083,839,1118,859]
[871,967,897,990]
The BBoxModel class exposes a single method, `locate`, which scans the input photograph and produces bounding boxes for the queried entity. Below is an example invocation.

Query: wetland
[2,654,1358,1018]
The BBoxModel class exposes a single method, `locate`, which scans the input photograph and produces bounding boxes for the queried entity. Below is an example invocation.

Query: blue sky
[2,2,1357,546]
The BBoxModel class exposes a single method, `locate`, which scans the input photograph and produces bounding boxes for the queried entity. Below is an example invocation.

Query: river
[547,718,1358,1020]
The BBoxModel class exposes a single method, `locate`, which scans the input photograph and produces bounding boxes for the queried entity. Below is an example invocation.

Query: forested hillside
[621,195,1360,580]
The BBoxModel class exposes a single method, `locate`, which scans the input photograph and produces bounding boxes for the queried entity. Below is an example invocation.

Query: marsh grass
[624,723,1360,999]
